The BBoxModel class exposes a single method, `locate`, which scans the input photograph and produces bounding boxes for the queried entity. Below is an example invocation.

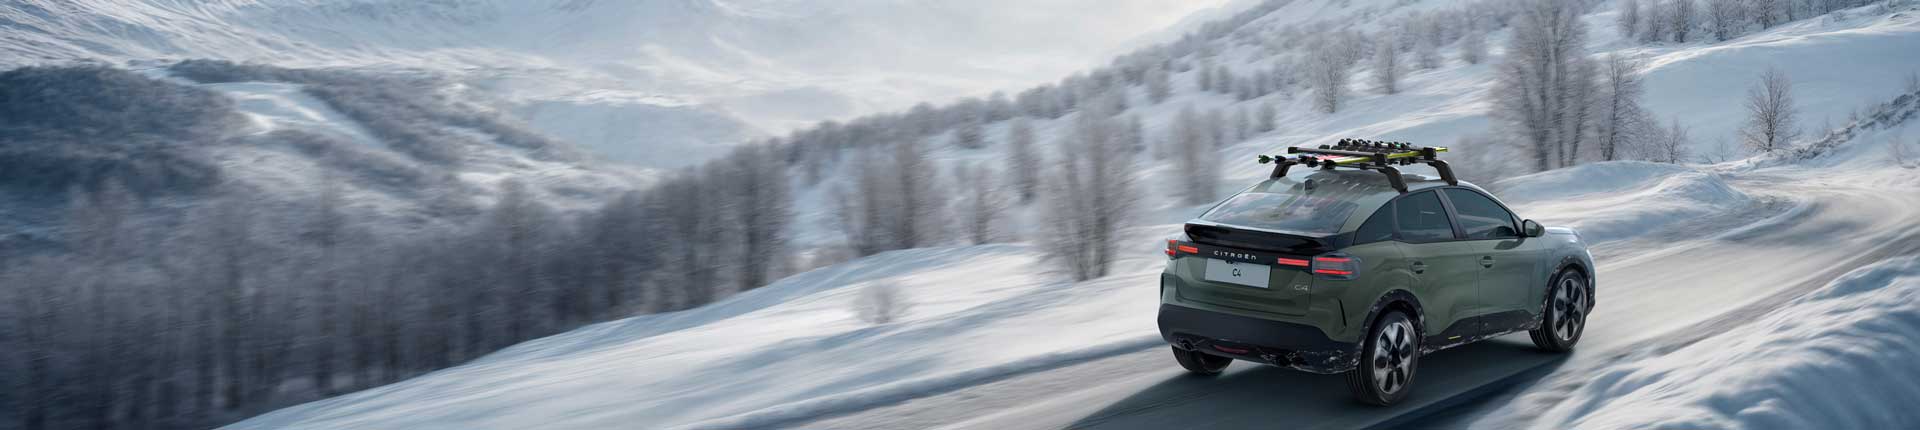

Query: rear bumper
[1157,304,1359,374]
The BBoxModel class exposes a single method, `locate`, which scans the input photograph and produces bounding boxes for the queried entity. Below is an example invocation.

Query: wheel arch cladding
[1362,289,1426,341]
[1553,256,1595,310]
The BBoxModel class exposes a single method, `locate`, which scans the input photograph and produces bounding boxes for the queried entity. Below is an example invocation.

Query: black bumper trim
[1158,304,1359,374]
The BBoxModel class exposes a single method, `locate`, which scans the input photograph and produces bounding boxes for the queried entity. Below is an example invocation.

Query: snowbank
[1494,162,1752,245]
[1516,256,1920,429]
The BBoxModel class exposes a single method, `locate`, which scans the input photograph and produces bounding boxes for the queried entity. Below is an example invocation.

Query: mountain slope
[220,1,1920,429]
[2,0,1235,168]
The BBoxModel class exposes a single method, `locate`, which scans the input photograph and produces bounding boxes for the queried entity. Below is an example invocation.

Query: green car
[1157,142,1595,405]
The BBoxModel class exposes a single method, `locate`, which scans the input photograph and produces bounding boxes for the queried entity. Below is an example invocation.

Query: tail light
[1165,233,1198,258]
[1165,239,1199,257]
[1313,254,1359,280]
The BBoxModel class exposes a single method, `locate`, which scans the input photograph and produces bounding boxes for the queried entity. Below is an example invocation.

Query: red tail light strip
[1277,258,1311,267]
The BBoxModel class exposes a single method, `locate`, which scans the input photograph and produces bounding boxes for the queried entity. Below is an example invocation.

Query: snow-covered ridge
[4,0,1240,168]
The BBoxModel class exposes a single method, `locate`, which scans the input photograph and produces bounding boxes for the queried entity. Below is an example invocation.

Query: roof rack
[1256,139,1457,193]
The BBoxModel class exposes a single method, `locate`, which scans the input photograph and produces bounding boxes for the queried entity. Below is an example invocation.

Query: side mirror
[1522,219,1545,238]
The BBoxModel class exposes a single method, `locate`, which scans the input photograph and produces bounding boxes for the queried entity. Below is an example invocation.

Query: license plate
[1204,258,1271,288]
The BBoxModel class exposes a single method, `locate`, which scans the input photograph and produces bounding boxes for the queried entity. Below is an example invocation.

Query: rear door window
[1394,191,1457,242]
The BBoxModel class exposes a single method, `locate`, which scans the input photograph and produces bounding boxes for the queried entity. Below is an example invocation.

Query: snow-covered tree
[1644,0,1672,42]
[952,120,986,149]
[1373,36,1404,94]
[1041,109,1136,281]
[1492,0,1600,170]
[1672,0,1698,42]
[1707,0,1747,41]
[1654,116,1693,163]
[1173,107,1221,205]
[1460,30,1488,64]
[1594,54,1653,161]
[1198,60,1216,91]
[1415,36,1443,70]
[1257,101,1279,133]
[1307,41,1353,113]
[1740,68,1802,153]
[951,163,1010,245]
[727,144,792,290]
[1620,0,1645,38]
[1145,66,1173,104]
[1006,118,1040,202]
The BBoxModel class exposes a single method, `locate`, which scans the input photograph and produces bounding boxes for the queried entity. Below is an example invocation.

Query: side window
[1394,191,1456,242]
[1353,204,1395,245]
[1443,189,1519,239]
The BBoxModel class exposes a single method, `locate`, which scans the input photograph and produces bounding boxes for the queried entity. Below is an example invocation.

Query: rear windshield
[1199,181,1369,235]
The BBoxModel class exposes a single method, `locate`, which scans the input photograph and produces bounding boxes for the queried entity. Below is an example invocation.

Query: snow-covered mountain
[220,0,1920,429]
[2,0,1233,168]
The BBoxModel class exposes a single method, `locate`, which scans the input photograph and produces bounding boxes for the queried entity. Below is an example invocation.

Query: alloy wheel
[1371,319,1416,395]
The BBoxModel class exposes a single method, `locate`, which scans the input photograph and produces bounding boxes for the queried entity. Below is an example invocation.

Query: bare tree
[1621,0,1645,38]
[1460,30,1488,65]
[1655,116,1694,163]
[1492,0,1600,171]
[728,144,792,290]
[1672,0,1698,42]
[1751,0,1786,28]
[1643,0,1671,42]
[952,163,1010,245]
[1256,100,1279,133]
[1373,36,1404,95]
[1042,110,1137,281]
[1707,0,1747,41]
[952,121,986,149]
[1415,36,1443,70]
[1145,66,1173,104]
[1595,54,1652,161]
[308,170,347,395]
[1888,134,1916,168]
[1173,106,1221,205]
[1006,118,1040,203]
[1740,68,1802,153]
[1307,41,1352,113]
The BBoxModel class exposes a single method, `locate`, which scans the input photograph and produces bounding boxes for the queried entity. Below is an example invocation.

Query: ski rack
[1256,139,1457,193]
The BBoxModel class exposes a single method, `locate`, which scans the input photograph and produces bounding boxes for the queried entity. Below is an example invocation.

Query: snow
[1493,161,1753,245]
[223,1,1920,429]
[226,244,1170,430]
[1510,256,1920,429]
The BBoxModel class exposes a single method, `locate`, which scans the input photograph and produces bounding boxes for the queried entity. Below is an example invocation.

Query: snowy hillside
[2,0,1233,168]
[225,0,1920,429]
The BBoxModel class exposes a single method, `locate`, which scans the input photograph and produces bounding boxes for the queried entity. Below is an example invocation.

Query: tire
[1171,346,1232,375]
[1529,269,1589,352]
[1346,309,1419,406]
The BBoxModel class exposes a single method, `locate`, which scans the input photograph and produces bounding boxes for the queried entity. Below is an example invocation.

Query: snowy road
[790,170,1920,430]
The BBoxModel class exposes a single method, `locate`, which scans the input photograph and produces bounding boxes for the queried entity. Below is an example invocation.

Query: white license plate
[1204,258,1271,289]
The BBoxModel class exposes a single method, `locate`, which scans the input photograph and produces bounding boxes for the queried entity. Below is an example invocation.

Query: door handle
[1480,256,1495,268]
[1410,261,1427,274]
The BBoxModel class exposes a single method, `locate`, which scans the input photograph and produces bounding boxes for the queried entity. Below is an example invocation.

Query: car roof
[1232,170,1487,234]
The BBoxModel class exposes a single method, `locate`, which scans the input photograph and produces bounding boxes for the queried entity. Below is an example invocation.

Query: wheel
[1346,310,1419,406]
[1170,346,1232,375]
[1529,269,1589,352]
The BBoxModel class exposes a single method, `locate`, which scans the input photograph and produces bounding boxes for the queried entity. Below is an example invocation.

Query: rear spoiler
[1257,139,1457,193]
[1185,222,1335,255]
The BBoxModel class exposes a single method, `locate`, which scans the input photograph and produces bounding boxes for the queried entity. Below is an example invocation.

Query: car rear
[1158,175,1390,373]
